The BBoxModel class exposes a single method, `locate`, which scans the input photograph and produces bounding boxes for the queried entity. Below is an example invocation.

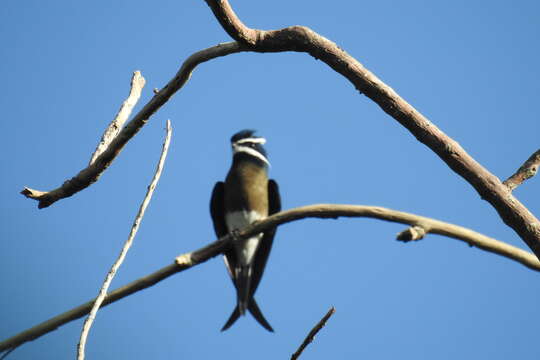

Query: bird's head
[230,129,270,166]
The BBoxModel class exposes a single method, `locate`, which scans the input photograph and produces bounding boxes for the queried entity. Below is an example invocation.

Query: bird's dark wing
[210,181,227,238]
[241,179,280,332]
[212,181,242,331]
[269,179,282,214]
[250,179,281,295]
[210,182,238,280]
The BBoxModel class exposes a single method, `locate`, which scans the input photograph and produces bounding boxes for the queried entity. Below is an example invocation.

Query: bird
[210,129,281,332]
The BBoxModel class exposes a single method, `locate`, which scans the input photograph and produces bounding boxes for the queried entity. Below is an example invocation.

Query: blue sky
[1,1,539,359]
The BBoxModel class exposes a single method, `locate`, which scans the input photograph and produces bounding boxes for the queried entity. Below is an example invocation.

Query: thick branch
[503,149,540,191]
[21,42,247,209]
[77,120,172,360]
[203,0,540,259]
[1,204,538,351]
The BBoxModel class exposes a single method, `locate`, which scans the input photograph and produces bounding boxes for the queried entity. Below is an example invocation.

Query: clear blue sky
[2,1,539,359]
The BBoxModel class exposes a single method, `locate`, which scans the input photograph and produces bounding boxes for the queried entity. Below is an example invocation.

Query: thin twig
[21,42,246,209]
[503,149,540,191]
[203,0,540,261]
[291,307,336,360]
[76,120,172,360]
[89,71,146,165]
[2,204,538,352]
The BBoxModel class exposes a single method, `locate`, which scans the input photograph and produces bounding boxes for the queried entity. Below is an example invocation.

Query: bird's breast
[225,209,264,230]
[224,160,269,215]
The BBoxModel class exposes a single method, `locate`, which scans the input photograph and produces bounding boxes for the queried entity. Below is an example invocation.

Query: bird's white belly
[225,210,264,266]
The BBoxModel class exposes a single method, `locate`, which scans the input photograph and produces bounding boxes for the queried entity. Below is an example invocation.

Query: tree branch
[291,307,335,360]
[21,42,247,209]
[89,71,146,165]
[2,204,538,352]
[77,120,172,360]
[202,0,540,260]
[503,149,540,191]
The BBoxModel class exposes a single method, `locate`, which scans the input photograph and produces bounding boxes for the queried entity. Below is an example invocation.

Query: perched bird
[210,130,281,332]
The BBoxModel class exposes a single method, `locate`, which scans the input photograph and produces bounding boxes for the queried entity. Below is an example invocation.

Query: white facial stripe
[235,137,266,145]
[234,145,270,166]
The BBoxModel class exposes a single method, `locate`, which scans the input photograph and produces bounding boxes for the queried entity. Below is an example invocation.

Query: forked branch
[203,0,540,259]
[21,71,146,208]
[2,204,538,352]
[21,42,247,209]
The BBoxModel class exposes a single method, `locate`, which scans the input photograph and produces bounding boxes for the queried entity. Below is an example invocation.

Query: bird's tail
[221,298,274,332]
[248,298,274,332]
[221,305,240,331]
[236,265,252,315]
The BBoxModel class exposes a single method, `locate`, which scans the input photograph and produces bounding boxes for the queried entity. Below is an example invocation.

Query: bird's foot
[230,229,241,242]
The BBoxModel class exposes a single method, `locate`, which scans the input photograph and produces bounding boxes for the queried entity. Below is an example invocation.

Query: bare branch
[241,205,540,271]
[76,120,172,360]
[2,204,538,351]
[291,307,336,360]
[21,42,247,209]
[503,149,540,191]
[203,0,540,259]
[89,71,146,165]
